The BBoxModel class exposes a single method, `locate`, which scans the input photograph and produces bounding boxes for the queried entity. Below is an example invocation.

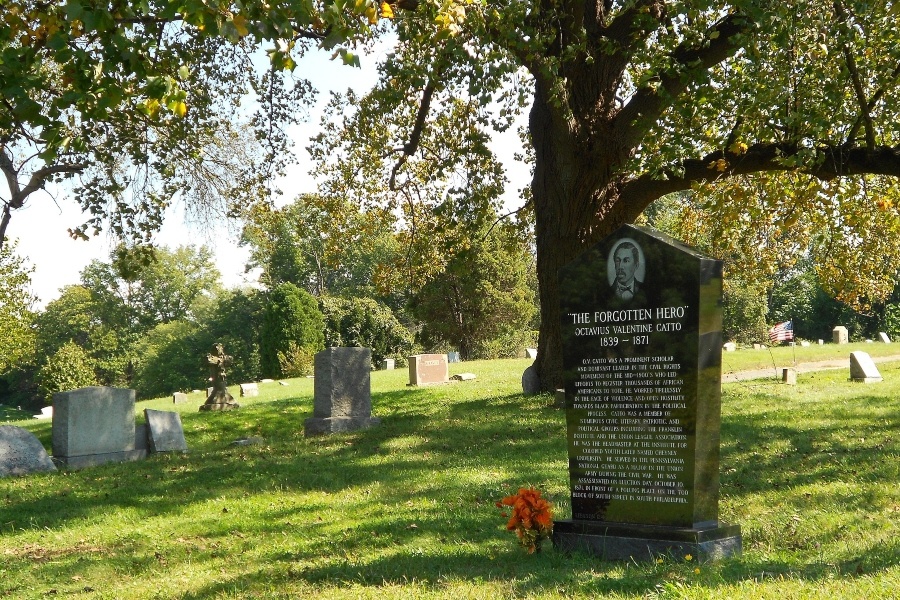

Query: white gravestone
[849,352,882,383]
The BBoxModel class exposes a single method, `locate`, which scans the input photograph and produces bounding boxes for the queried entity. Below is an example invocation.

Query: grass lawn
[1,356,898,599]
[720,340,900,375]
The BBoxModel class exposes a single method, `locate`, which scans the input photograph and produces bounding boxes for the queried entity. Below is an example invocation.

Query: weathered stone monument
[782,368,797,385]
[52,386,146,469]
[172,392,188,404]
[0,426,56,477]
[381,358,395,370]
[553,224,741,561]
[723,342,736,352]
[879,332,891,344]
[305,348,380,436]
[850,351,882,383]
[239,382,259,398]
[200,343,240,411]
[447,351,461,363]
[144,409,189,452]
[408,354,449,386]
[833,326,849,345]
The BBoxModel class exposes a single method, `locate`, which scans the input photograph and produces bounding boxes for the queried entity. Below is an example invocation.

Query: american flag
[769,320,794,343]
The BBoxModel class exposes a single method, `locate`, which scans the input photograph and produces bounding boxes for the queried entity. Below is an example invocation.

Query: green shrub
[36,341,98,401]
[131,321,209,399]
[276,341,315,377]
[260,283,325,378]
[320,296,416,367]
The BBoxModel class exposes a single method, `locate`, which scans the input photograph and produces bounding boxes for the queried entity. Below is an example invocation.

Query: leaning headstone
[525,348,538,359]
[52,387,146,469]
[447,351,461,363]
[0,426,57,477]
[239,383,259,398]
[172,392,189,404]
[408,354,449,386]
[782,368,797,385]
[381,359,395,370]
[305,348,380,436]
[521,365,541,396]
[879,332,891,344]
[554,224,741,562]
[723,342,736,352]
[850,351,882,383]
[144,409,188,452]
[833,326,849,344]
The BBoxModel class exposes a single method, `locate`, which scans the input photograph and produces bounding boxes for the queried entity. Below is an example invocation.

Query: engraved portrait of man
[607,239,646,301]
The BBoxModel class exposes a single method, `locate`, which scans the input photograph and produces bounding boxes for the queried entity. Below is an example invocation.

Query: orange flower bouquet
[497,487,554,553]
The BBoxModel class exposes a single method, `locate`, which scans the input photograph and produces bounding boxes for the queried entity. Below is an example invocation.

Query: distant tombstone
[261,379,275,383]
[144,409,188,452]
[305,348,380,436]
[447,351,461,363]
[201,343,240,411]
[52,386,146,469]
[818,339,824,345]
[866,339,873,343]
[172,392,188,404]
[381,359,395,370]
[452,373,476,381]
[554,388,566,408]
[0,426,57,477]
[525,348,538,359]
[239,383,259,398]
[554,224,741,561]
[782,368,797,385]
[521,365,540,396]
[33,406,53,419]
[800,341,810,347]
[408,354,449,386]
[879,332,891,344]
[752,343,763,350]
[723,342,736,352]
[833,326,849,345]
[850,351,882,383]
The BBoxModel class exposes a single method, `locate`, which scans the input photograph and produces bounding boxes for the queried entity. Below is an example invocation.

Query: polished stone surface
[557,225,738,559]
[0,426,56,477]
[306,347,377,436]
[52,387,136,459]
[144,409,189,452]
[408,354,449,385]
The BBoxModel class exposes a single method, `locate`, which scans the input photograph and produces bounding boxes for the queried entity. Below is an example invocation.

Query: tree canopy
[308,0,900,390]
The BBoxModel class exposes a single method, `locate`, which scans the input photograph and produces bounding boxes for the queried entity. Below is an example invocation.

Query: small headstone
[206,387,214,397]
[239,383,259,398]
[525,348,538,359]
[865,339,874,344]
[447,351,461,363]
[833,326,849,344]
[850,351,882,383]
[782,368,797,385]
[305,347,380,436]
[818,339,824,345]
[144,409,188,452]
[879,332,891,344]
[230,436,265,446]
[723,342,736,352]
[278,381,289,386]
[452,373,476,381]
[33,406,53,419]
[408,354,449,386]
[0,426,57,477]
[52,386,146,469]
[554,388,565,408]
[788,341,795,347]
[800,341,810,347]
[381,359,395,370]
[191,389,204,394]
[752,343,763,350]
[261,379,275,383]
[172,392,188,404]
[521,365,540,396]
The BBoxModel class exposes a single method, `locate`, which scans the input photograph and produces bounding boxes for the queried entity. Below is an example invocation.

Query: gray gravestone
[447,351,461,363]
[879,332,891,344]
[239,383,259,398]
[382,358,395,370]
[833,326,849,344]
[408,354,449,385]
[0,426,56,477]
[172,392,188,404]
[850,351,882,383]
[782,368,797,385]
[305,348,380,436]
[52,387,146,469]
[521,365,541,395]
[723,342,736,352]
[554,224,741,561]
[144,409,189,452]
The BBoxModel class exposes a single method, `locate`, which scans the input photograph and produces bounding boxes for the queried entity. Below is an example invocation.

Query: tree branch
[389,81,436,191]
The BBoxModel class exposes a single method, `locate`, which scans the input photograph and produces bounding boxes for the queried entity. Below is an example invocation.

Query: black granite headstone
[552,224,741,561]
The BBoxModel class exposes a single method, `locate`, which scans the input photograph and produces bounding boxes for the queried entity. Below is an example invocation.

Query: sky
[8,42,530,308]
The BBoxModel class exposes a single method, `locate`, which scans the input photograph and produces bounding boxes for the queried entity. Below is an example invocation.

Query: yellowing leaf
[172,101,187,117]
[729,141,748,155]
[232,14,250,37]
[366,6,378,24]
[381,2,394,18]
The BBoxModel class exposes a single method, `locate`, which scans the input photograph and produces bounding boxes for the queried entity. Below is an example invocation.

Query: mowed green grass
[0,357,898,599]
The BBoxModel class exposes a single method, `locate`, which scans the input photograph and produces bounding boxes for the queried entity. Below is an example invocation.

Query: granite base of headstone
[144,409,189,452]
[555,224,740,562]
[305,347,379,436]
[833,326,849,344]
[850,351,882,383]
[782,368,797,385]
[521,365,540,396]
[408,354,449,386]
[0,426,57,477]
[172,392,189,404]
[239,383,259,398]
[879,332,891,344]
[51,386,147,469]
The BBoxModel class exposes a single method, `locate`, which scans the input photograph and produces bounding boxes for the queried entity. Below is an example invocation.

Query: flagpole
[792,317,796,366]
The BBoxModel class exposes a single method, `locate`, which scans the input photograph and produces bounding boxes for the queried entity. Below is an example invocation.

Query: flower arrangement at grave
[497,487,554,553]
